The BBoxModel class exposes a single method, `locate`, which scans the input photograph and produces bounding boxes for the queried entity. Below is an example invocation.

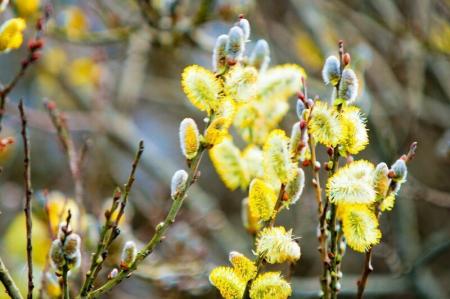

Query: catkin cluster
[207,17,411,299]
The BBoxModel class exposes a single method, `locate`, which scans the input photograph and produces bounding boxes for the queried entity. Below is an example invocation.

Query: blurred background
[0,0,449,298]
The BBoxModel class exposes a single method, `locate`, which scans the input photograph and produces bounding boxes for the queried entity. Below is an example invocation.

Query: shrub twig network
[0,4,418,299]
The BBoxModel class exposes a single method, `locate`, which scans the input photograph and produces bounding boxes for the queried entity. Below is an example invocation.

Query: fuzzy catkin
[212,34,229,73]
[338,68,358,103]
[226,26,245,64]
[170,169,188,199]
[249,39,270,71]
[322,55,340,86]
[179,118,200,160]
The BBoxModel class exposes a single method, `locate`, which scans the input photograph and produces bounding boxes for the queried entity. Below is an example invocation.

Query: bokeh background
[0,0,449,298]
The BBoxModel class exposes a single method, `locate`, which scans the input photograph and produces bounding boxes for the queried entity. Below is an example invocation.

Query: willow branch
[44,101,83,206]
[79,189,122,296]
[326,149,341,299]
[80,141,144,296]
[0,257,23,299]
[0,8,50,133]
[84,146,206,298]
[19,100,34,299]
[60,212,73,299]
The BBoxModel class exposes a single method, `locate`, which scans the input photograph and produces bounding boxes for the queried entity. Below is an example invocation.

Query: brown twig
[326,148,341,299]
[44,101,84,207]
[80,141,144,296]
[325,40,346,299]
[19,100,34,299]
[60,211,73,299]
[84,146,206,298]
[0,7,50,133]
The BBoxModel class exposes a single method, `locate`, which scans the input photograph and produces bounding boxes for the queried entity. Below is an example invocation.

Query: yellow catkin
[256,64,305,100]
[209,267,246,299]
[45,191,82,234]
[340,204,381,252]
[242,145,264,181]
[380,193,396,211]
[209,137,248,190]
[241,197,262,234]
[225,66,259,103]
[263,129,295,184]
[0,18,26,52]
[229,251,257,282]
[204,117,229,146]
[65,6,88,38]
[249,272,292,299]
[14,0,40,18]
[4,214,50,266]
[45,273,62,298]
[284,167,305,208]
[373,162,390,200]
[327,160,376,205]
[181,65,222,112]
[308,101,342,147]
[248,178,277,221]
[216,97,236,128]
[255,226,301,264]
[67,57,101,87]
[179,118,200,160]
[339,106,368,155]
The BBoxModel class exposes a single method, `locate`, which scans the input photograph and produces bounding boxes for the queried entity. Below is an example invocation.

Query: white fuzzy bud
[391,159,407,182]
[289,122,302,158]
[285,168,305,206]
[338,68,358,103]
[226,26,245,64]
[285,240,301,262]
[249,39,270,71]
[108,268,119,279]
[212,34,229,73]
[50,239,64,270]
[237,18,251,41]
[296,100,305,119]
[121,241,137,268]
[170,169,188,199]
[322,56,340,86]
[63,233,81,258]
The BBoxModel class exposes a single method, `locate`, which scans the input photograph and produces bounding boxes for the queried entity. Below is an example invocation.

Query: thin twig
[19,100,34,299]
[109,140,144,235]
[325,40,346,299]
[79,189,122,296]
[0,7,50,133]
[0,256,24,299]
[303,80,328,297]
[326,148,341,299]
[44,101,84,206]
[60,211,73,299]
[80,141,144,296]
[84,146,206,298]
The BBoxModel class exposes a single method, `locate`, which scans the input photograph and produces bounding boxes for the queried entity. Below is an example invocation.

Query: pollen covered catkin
[179,118,200,160]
